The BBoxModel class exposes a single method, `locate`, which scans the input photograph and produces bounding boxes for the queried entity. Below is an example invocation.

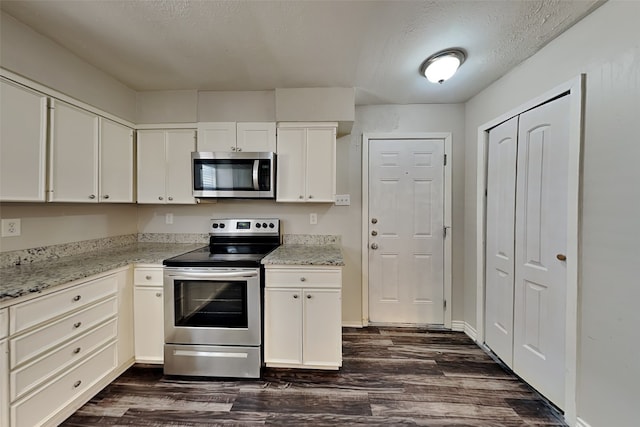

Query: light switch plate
[335,194,350,206]
[1,218,21,237]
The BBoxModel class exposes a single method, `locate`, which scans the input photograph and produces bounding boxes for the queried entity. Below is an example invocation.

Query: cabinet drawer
[10,274,117,334]
[10,318,117,402]
[0,308,7,339]
[266,269,342,288]
[134,268,163,286]
[10,297,117,369]
[11,342,116,427]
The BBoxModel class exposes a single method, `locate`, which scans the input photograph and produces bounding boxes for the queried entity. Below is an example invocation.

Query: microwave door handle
[252,160,260,190]
[168,271,259,279]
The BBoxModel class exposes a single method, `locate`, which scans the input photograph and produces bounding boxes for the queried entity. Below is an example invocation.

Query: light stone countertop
[0,242,204,304]
[261,244,344,266]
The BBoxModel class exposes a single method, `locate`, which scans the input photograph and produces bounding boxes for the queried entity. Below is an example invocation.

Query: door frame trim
[475,75,584,425]
[361,132,452,329]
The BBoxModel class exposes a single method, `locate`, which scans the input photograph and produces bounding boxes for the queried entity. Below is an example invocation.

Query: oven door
[164,267,261,346]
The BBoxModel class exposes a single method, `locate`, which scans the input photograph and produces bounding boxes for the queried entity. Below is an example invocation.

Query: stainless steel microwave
[192,152,276,199]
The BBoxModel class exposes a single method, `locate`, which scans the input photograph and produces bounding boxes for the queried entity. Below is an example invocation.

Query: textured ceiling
[0,0,602,105]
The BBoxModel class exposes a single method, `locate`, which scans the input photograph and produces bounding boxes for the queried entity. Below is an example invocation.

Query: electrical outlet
[1,218,21,237]
[165,213,174,225]
[335,194,351,206]
[309,213,317,225]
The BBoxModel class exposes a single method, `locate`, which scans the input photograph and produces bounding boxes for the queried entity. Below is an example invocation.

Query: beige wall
[0,12,136,122]
[463,1,639,425]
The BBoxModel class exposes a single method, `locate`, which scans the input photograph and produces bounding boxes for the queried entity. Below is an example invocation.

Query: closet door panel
[513,95,570,408]
[484,116,519,367]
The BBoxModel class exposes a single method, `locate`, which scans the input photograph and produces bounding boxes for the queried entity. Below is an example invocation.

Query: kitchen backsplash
[282,234,341,245]
[138,233,209,244]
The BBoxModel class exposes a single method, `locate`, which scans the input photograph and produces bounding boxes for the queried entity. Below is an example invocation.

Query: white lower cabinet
[133,266,164,363]
[264,267,342,369]
[4,270,130,427]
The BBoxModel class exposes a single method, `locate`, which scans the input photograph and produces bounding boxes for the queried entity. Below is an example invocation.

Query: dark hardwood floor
[62,327,566,426]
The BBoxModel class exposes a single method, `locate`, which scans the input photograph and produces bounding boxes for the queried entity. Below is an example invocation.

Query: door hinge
[444,154,447,166]
[443,226,450,238]
[443,299,447,310]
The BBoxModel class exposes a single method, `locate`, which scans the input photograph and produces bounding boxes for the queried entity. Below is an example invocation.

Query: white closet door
[513,95,570,408]
[484,116,519,367]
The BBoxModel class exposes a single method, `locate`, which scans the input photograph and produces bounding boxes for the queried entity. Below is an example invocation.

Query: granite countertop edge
[0,242,204,304]
[261,244,344,266]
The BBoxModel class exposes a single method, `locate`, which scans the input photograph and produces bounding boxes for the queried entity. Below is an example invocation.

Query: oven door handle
[167,271,259,279]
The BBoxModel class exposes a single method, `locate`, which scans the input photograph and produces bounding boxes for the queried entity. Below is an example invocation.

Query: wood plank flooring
[62,327,566,426]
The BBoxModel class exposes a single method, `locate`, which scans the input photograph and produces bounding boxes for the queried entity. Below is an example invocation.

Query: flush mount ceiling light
[420,48,466,84]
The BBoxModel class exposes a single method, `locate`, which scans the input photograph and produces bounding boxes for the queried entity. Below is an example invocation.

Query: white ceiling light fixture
[420,48,466,84]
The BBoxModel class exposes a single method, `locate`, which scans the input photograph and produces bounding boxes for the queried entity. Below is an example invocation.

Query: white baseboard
[451,320,478,341]
[342,321,364,328]
[576,417,592,427]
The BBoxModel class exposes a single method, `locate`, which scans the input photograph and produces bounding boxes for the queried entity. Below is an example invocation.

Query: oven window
[174,280,248,328]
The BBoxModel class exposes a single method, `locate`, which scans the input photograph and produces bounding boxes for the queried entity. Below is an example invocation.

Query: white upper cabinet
[137,129,196,204]
[197,122,276,153]
[0,79,48,202]
[49,100,100,202]
[49,100,135,203]
[99,118,134,203]
[276,123,336,203]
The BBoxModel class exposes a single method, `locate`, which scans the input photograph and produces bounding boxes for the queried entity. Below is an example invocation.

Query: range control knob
[269,223,275,228]
[262,223,268,228]
[220,223,225,229]
[212,223,219,229]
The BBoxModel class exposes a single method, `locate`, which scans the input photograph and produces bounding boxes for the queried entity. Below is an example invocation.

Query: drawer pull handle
[146,275,152,280]
[307,294,312,299]
[73,347,81,354]
[73,295,81,302]
[300,277,306,282]
[73,322,82,329]
[73,380,82,388]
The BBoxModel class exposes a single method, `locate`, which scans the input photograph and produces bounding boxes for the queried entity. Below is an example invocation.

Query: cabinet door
[197,122,236,152]
[0,79,47,202]
[236,122,276,152]
[166,130,196,204]
[133,287,164,363]
[1,339,7,427]
[306,127,336,202]
[137,130,167,204]
[303,289,342,367]
[100,118,134,203]
[276,128,306,202]
[264,288,302,365]
[49,100,99,202]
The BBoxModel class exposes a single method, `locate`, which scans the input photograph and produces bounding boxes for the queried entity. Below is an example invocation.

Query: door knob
[556,254,567,261]
[371,218,378,224]
[371,230,378,236]
[371,243,379,250]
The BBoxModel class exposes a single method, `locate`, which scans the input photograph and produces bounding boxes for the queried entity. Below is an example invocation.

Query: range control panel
[210,218,280,235]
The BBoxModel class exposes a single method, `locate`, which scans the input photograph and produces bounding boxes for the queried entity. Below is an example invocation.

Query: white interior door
[484,116,519,367]
[368,138,444,324]
[513,96,570,408]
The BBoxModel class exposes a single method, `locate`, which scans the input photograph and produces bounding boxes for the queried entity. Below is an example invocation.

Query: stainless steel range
[162,218,280,378]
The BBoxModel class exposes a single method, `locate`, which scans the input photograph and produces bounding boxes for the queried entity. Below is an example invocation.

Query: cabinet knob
[146,275,152,280]
[73,380,82,388]
[371,230,378,236]
[237,147,242,152]
[89,194,96,199]
[156,292,162,297]
[306,294,312,299]
[72,295,81,302]
[371,218,378,224]
[293,294,299,299]
[158,196,164,201]
[299,195,304,199]
[168,196,173,201]
[73,321,82,329]
[73,347,81,355]
[309,195,313,199]
[103,194,110,199]
[231,146,236,151]
[300,277,306,282]
[371,243,379,250]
